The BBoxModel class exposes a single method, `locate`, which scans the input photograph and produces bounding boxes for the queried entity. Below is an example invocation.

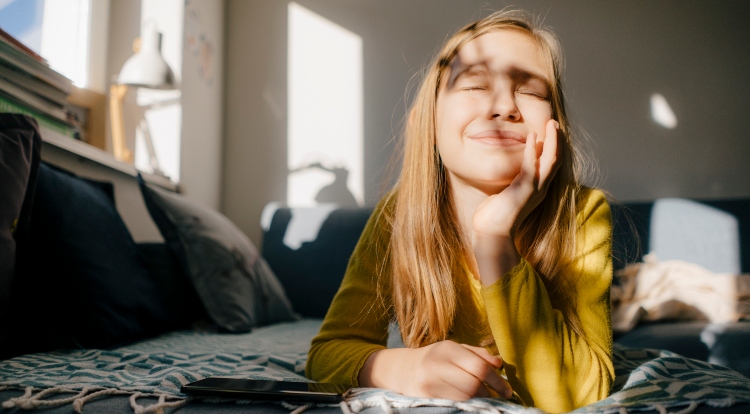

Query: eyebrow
[448,63,489,86]
[448,62,551,91]
[507,68,550,88]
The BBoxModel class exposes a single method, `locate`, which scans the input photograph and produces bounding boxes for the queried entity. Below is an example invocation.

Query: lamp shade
[117,23,176,89]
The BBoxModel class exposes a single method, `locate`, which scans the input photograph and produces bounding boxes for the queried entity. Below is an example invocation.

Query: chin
[465,175,517,195]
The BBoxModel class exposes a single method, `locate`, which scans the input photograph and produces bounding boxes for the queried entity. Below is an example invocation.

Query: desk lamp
[110,22,176,177]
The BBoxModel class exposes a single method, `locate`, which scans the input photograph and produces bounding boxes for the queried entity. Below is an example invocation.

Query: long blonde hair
[387,9,587,348]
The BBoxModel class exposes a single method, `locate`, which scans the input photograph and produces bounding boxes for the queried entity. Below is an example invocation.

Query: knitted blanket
[1,319,749,413]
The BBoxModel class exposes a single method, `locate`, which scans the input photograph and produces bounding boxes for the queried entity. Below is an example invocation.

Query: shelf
[39,125,178,192]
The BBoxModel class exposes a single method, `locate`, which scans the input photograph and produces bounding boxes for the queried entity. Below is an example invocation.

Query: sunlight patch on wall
[650,93,677,129]
[287,2,363,207]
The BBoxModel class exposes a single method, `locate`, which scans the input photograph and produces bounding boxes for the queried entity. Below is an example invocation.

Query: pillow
[137,242,208,329]
[4,163,174,358]
[261,206,373,318]
[0,114,41,350]
[138,176,297,332]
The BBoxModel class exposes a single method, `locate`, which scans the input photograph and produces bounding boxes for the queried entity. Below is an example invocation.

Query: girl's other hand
[472,118,560,240]
[360,341,512,401]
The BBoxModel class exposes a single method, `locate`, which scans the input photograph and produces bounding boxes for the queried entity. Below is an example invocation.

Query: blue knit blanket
[1,319,749,413]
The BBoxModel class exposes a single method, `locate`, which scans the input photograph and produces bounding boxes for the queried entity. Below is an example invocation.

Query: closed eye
[462,85,489,92]
[516,89,549,100]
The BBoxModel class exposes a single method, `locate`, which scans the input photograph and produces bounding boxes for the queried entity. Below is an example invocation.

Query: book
[0,27,46,64]
[0,76,68,122]
[0,36,72,94]
[0,62,68,106]
[0,93,78,139]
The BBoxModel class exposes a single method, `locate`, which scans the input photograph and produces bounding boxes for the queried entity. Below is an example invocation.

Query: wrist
[358,348,410,389]
[472,235,521,286]
[472,233,515,258]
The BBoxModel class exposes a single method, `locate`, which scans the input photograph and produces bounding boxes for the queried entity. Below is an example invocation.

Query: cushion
[4,163,174,358]
[261,205,373,318]
[0,114,41,350]
[610,199,750,273]
[136,242,207,329]
[651,198,740,274]
[138,176,297,332]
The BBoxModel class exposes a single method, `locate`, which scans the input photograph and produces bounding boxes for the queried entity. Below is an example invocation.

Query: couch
[609,199,750,378]
[1,114,749,413]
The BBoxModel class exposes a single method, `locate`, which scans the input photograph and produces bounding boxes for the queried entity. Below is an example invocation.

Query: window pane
[0,0,46,54]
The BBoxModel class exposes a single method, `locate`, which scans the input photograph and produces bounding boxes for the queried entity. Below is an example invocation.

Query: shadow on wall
[290,162,359,207]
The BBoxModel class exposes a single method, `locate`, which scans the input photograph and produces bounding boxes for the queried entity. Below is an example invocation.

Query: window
[0,0,107,92]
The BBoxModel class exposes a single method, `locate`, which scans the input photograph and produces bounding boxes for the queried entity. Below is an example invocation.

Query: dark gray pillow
[0,114,40,350]
[12,164,175,352]
[138,176,297,332]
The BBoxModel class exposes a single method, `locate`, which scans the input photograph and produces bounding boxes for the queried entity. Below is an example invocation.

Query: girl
[307,9,614,413]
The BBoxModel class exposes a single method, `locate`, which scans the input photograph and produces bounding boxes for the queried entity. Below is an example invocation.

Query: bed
[2,114,749,413]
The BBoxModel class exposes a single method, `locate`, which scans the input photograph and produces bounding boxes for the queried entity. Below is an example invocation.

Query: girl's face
[435,29,553,195]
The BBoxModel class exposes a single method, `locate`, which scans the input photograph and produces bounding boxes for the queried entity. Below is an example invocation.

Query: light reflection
[650,93,677,129]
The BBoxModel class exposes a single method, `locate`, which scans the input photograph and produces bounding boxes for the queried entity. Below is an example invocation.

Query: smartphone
[181,377,350,403]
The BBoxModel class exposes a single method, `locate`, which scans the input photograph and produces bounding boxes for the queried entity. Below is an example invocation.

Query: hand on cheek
[472,118,559,237]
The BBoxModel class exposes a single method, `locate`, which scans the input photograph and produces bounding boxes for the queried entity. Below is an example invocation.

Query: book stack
[0,27,79,139]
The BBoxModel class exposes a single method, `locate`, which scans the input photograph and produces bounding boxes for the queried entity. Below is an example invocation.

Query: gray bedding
[1,319,749,414]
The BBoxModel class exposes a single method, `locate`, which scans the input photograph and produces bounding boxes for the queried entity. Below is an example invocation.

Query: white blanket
[611,254,750,333]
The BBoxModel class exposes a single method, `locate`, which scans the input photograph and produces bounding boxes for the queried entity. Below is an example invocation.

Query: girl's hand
[472,118,560,239]
[471,119,559,284]
[360,341,512,400]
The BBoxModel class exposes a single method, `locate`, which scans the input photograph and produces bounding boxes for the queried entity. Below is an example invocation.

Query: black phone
[181,377,350,403]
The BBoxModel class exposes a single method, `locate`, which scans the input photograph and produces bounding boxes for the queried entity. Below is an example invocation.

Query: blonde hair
[387,9,587,348]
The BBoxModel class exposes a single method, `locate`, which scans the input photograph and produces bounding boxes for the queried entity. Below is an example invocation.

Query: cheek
[436,95,478,137]
[518,100,553,134]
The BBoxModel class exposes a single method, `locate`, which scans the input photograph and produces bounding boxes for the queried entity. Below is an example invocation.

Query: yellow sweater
[307,188,615,413]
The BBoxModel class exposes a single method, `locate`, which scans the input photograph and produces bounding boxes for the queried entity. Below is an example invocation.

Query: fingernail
[554,120,560,129]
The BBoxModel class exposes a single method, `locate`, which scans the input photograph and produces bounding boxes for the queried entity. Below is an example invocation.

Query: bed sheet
[1,319,749,413]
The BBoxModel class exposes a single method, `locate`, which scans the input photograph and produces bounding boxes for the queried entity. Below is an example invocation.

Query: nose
[489,90,520,121]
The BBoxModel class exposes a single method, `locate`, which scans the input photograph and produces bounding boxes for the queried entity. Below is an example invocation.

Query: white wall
[180,0,225,209]
[224,0,750,246]
[223,0,288,246]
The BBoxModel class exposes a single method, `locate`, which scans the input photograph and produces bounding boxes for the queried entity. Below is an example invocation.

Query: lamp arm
[109,84,133,163]
[138,118,167,177]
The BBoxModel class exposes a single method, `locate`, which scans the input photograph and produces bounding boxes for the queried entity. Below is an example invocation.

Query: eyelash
[458,85,550,101]
[517,90,549,100]
[461,86,488,92]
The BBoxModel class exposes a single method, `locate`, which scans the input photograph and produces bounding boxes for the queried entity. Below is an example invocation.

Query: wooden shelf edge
[39,125,179,192]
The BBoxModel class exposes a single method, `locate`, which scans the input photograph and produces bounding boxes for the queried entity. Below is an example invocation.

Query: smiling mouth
[467,130,526,146]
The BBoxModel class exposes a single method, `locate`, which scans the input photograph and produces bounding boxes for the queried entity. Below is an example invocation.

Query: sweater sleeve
[306,198,393,386]
[481,188,615,413]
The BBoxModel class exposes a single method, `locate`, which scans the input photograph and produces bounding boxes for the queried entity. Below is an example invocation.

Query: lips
[467,130,526,146]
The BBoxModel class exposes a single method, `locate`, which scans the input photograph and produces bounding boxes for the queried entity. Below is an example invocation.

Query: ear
[408,107,417,128]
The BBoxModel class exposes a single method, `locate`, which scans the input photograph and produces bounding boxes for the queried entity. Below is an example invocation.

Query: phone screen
[181,377,350,403]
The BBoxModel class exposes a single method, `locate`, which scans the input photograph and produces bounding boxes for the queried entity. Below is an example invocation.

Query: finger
[438,364,492,400]
[481,368,512,399]
[538,119,559,189]
[451,346,513,399]
[517,132,537,186]
[459,344,502,368]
